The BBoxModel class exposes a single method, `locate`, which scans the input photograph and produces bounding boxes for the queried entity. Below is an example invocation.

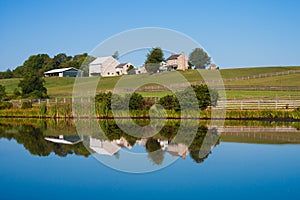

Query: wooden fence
[10,97,300,111]
[216,99,300,110]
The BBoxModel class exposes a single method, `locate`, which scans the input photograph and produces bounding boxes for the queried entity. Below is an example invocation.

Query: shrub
[0,101,13,109]
[21,101,32,109]
[40,103,47,116]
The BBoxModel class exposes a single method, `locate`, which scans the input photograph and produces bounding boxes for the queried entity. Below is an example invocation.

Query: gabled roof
[167,54,180,60]
[44,67,79,74]
[89,56,113,65]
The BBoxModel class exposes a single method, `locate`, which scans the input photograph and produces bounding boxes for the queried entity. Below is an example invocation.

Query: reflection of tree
[189,127,220,163]
[145,138,164,165]
[0,123,90,157]
[190,150,208,163]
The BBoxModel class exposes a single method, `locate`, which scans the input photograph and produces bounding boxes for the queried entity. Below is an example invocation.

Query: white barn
[89,56,120,77]
[89,56,136,77]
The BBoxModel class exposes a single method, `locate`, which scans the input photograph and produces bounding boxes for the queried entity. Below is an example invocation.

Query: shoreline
[0,114,300,122]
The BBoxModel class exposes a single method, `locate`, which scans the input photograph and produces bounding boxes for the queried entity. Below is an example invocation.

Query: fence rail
[216,99,300,110]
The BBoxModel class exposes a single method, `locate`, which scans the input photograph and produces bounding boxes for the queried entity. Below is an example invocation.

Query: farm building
[89,56,135,77]
[166,52,189,71]
[115,62,134,75]
[44,67,82,77]
[89,56,120,77]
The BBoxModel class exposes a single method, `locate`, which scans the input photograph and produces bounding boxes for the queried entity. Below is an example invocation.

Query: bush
[0,101,13,109]
[40,103,47,116]
[21,101,32,109]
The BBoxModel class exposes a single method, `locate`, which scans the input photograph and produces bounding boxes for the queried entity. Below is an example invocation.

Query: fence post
[293,101,295,109]
[258,100,260,110]
[240,100,243,110]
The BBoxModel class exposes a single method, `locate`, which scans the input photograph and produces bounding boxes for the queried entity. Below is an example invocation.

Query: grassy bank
[0,106,299,120]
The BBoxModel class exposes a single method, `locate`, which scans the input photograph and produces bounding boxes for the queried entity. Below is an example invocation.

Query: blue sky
[0,0,300,70]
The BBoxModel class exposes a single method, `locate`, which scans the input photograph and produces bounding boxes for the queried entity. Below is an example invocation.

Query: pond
[0,119,300,199]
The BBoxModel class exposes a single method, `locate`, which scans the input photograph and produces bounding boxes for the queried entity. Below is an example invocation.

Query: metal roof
[44,67,79,74]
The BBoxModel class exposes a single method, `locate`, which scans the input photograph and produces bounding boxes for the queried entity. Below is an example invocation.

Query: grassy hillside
[0,66,299,98]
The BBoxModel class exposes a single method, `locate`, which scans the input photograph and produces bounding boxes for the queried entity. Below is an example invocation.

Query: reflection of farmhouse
[44,67,82,77]
[88,56,134,77]
[137,138,189,159]
[167,142,189,159]
[44,135,83,145]
[89,136,132,156]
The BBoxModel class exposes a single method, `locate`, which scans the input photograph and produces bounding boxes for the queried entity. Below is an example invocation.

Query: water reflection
[0,119,300,165]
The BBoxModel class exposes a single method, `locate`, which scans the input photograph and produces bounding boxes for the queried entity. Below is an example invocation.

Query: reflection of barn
[44,67,82,77]
[89,137,121,156]
[44,135,83,145]
[167,143,189,159]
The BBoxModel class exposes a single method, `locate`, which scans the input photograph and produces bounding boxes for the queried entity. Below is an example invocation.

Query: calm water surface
[0,119,300,200]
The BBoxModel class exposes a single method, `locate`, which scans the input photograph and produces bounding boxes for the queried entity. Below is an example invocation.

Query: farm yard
[1,66,300,111]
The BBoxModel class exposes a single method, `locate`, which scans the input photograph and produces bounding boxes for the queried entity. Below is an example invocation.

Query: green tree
[158,95,180,111]
[126,65,136,75]
[192,85,219,108]
[127,92,145,110]
[13,54,51,77]
[0,69,13,79]
[18,74,47,98]
[189,48,211,69]
[145,47,165,73]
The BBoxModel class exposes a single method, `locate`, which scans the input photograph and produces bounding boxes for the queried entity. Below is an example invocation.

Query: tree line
[144,47,212,73]
[0,53,95,79]
[95,84,219,116]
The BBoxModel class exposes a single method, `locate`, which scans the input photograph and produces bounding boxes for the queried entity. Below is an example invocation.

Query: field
[1,66,300,99]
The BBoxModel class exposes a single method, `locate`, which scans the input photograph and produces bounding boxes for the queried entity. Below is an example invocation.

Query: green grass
[225,73,300,86]
[1,66,300,98]
[225,90,300,100]
[219,66,300,78]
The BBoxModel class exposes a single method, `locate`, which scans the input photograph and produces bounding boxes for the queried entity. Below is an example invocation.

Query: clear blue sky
[1,0,300,70]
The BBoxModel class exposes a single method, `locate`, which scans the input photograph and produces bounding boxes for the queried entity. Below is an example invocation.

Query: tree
[127,92,145,110]
[189,48,211,69]
[13,54,51,77]
[158,95,180,111]
[191,85,219,109]
[0,69,13,79]
[126,65,136,75]
[18,73,47,98]
[145,47,165,73]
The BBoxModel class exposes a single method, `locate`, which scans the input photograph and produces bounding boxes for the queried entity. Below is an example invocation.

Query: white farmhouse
[115,62,134,75]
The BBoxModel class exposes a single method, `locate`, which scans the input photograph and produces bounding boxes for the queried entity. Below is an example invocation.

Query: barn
[44,67,82,77]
